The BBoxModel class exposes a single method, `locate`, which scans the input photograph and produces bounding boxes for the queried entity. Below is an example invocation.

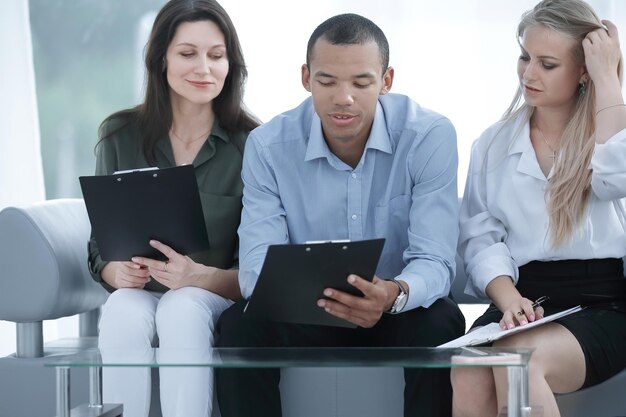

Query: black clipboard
[79,165,209,261]
[244,238,385,328]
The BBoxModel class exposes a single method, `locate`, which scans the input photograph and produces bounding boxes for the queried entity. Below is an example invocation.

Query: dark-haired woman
[87,1,260,415]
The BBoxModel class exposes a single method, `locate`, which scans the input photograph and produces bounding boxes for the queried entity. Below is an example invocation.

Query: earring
[578,81,586,96]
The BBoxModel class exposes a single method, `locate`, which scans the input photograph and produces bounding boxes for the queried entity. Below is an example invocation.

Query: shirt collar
[155,118,229,167]
[210,120,231,144]
[507,114,531,156]
[506,112,550,181]
[304,102,392,163]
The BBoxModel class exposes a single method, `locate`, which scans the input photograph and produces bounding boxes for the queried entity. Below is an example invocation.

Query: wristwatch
[386,279,408,314]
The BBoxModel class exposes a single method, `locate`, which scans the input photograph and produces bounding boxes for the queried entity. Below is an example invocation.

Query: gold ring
[163,261,168,272]
[516,311,524,316]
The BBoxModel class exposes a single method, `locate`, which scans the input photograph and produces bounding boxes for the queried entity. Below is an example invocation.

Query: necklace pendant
[535,125,558,161]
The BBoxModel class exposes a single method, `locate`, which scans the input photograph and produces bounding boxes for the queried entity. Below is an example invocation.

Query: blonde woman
[452,1,626,416]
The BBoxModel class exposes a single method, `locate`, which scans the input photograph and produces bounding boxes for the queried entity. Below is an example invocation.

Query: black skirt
[471,258,626,388]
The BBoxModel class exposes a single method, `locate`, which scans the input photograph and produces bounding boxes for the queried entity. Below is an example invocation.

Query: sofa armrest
[0,199,108,356]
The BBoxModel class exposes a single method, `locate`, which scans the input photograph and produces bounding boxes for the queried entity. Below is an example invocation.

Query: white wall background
[0,0,46,358]
[0,0,45,209]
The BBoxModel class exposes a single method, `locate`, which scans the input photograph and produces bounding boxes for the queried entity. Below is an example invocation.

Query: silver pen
[532,295,549,309]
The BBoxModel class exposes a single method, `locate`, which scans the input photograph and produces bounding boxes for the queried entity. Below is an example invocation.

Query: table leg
[89,366,103,408]
[54,365,122,417]
[507,365,533,417]
[56,367,70,417]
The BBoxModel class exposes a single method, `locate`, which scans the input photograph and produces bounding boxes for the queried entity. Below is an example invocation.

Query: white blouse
[459,112,626,300]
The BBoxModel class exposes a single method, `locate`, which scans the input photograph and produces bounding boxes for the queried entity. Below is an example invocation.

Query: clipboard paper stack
[438,305,583,348]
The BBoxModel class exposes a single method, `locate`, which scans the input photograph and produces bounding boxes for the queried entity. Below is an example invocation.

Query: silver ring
[163,261,168,272]
[516,311,524,316]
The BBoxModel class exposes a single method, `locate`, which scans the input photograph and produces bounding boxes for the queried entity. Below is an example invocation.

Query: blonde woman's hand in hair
[585,19,626,143]
[582,20,621,86]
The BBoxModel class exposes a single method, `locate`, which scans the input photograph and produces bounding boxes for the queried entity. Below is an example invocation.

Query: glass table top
[44,346,533,368]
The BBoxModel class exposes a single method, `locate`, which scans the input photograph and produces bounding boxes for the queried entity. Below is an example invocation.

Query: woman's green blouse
[87,115,247,293]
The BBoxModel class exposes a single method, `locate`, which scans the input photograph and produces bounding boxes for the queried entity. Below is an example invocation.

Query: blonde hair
[502,0,622,247]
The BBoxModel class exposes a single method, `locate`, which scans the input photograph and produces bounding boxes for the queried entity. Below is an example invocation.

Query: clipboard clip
[304,239,351,252]
[113,167,160,182]
[113,167,159,175]
[305,239,351,244]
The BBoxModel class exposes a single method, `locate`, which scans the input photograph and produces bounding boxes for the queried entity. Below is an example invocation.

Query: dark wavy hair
[99,0,260,164]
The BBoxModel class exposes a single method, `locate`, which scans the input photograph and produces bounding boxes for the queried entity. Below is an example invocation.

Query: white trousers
[98,287,233,417]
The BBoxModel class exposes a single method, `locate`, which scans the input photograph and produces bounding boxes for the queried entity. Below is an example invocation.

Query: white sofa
[0,198,624,417]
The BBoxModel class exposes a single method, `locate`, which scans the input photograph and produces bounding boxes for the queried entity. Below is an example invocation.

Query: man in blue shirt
[216,13,465,417]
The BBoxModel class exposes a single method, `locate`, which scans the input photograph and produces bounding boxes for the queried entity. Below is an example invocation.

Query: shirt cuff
[239,269,257,300]
[592,128,626,167]
[465,245,518,300]
[88,256,116,293]
[400,276,428,312]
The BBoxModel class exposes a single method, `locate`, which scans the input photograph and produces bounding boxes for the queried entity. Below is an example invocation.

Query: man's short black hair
[306,13,390,74]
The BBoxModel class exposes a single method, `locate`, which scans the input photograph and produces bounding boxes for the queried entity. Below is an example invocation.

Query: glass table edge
[43,346,533,368]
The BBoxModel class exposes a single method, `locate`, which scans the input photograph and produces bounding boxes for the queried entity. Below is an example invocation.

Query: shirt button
[351,173,357,179]
[351,214,357,220]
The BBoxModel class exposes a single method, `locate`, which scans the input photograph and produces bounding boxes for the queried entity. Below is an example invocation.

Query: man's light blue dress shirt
[239,93,458,312]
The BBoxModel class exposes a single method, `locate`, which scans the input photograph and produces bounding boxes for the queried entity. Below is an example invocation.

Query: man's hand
[316,275,399,328]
